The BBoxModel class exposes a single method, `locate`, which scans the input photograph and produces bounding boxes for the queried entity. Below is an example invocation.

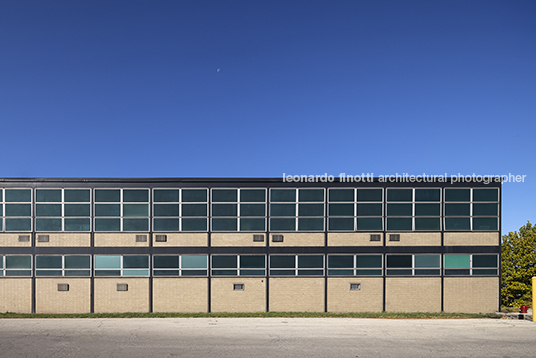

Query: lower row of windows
[0,254,499,277]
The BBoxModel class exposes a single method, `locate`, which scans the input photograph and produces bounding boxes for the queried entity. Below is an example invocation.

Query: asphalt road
[0,318,534,358]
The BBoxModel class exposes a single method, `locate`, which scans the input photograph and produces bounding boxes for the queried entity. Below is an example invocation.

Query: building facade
[0,178,501,314]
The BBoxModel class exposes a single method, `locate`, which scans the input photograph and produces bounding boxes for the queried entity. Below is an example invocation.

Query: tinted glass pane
[181,270,207,276]
[239,269,265,276]
[182,189,207,202]
[36,218,62,231]
[298,255,323,268]
[94,218,120,231]
[95,256,121,269]
[182,255,208,269]
[328,269,354,276]
[5,189,31,202]
[329,189,354,202]
[65,218,90,231]
[356,217,382,230]
[473,269,498,275]
[386,269,412,276]
[473,218,498,230]
[414,189,440,201]
[94,270,121,276]
[445,204,470,216]
[65,256,90,269]
[445,218,470,230]
[239,204,265,216]
[153,189,180,202]
[415,255,440,268]
[36,256,62,269]
[181,218,207,231]
[95,204,120,216]
[64,204,90,216]
[298,218,324,231]
[270,218,295,231]
[153,270,180,276]
[5,270,31,276]
[6,256,31,269]
[154,204,180,216]
[329,203,353,216]
[36,190,61,202]
[123,218,149,231]
[212,218,237,231]
[64,189,90,202]
[356,203,382,216]
[415,269,440,276]
[36,270,62,276]
[240,256,265,269]
[240,189,265,202]
[444,255,470,269]
[212,204,237,216]
[298,189,324,202]
[64,270,91,277]
[212,255,237,268]
[123,269,149,277]
[123,204,149,217]
[473,189,498,202]
[473,204,498,216]
[153,218,180,231]
[328,218,354,231]
[212,189,237,202]
[5,218,32,231]
[123,256,149,269]
[444,269,470,276]
[297,269,323,276]
[240,218,265,231]
[415,218,440,231]
[356,255,382,268]
[271,189,296,202]
[328,255,353,268]
[181,204,207,216]
[473,255,497,268]
[95,190,120,202]
[5,204,31,216]
[270,269,295,276]
[387,189,412,202]
[271,204,295,216]
[154,256,180,269]
[415,204,440,216]
[212,270,237,276]
[123,190,148,202]
[356,189,382,202]
[387,204,412,216]
[298,203,324,216]
[270,256,295,268]
[445,189,470,202]
[36,204,62,217]
[387,255,412,268]
[386,218,412,231]
[356,269,382,276]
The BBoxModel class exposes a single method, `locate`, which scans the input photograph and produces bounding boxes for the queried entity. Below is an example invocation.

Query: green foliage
[501,222,536,307]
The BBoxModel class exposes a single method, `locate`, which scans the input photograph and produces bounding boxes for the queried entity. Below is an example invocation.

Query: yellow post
[533,277,536,322]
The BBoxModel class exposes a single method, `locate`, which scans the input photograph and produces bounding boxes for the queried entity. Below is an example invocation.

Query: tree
[501,222,536,307]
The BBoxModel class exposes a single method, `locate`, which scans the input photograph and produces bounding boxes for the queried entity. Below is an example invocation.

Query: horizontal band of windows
[94,270,149,277]
[328,203,383,216]
[386,218,441,231]
[94,218,149,231]
[269,269,324,276]
[327,269,382,276]
[387,189,441,202]
[153,269,208,276]
[444,269,498,276]
[386,269,441,276]
[154,255,208,269]
[211,218,266,231]
[35,270,91,277]
[328,188,383,202]
[270,189,324,203]
[153,218,207,232]
[211,269,266,276]
[269,218,324,231]
[94,189,149,203]
[212,204,267,217]
[445,188,498,202]
[444,218,498,231]
[211,189,267,203]
[153,204,208,217]
[154,189,208,203]
[328,255,382,269]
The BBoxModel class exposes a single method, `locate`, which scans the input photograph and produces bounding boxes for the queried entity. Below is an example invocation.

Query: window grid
[443,254,499,276]
[1,188,33,232]
[386,188,442,231]
[35,255,91,277]
[0,255,32,276]
[269,254,324,276]
[94,189,150,232]
[94,255,150,276]
[327,188,384,231]
[35,189,92,232]
[385,254,441,276]
[211,188,267,232]
[152,255,208,276]
[152,188,209,232]
[444,188,499,231]
[327,254,383,276]
[211,255,266,276]
[269,188,325,232]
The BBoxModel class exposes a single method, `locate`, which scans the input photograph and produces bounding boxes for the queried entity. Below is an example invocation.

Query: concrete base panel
[269,278,324,312]
[385,277,441,312]
[0,233,32,247]
[153,278,208,313]
[94,278,149,313]
[36,278,91,313]
[0,279,32,313]
[444,232,499,246]
[444,277,499,313]
[327,277,383,312]
[211,277,266,312]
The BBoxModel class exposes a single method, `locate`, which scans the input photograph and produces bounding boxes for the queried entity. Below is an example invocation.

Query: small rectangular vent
[389,234,400,242]
[135,235,147,242]
[272,234,284,242]
[233,283,244,291]
[37,235,50,242]
[155,234,167,242]
[350,283,361,291]
[117,284,128,291]
[18,235,30,242]
[370,234,381,242]
[253,234,264,242]
[57,284,69,292]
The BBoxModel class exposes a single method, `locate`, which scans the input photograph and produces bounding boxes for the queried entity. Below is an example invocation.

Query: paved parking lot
[0,318,535,358]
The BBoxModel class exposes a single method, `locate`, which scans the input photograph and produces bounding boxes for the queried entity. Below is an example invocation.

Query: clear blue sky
[0,0,534,235]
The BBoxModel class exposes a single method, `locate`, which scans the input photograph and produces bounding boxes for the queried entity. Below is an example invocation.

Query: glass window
[240,189,265,202]
[95,190,120,202]
[415,189,440,202]
[415,204,440,216]
[270,204,295,216]
[415,218,441,231]
[95,204,120,216]
[212,204,237,216]
[298,189,324,202]
[182,255,208,269]
[473,204,498,216]
[298,255,323,268]
[94,218,120,231]
[329,189,354,202]
[387,204,412,216]
[154,256,179,269]
[356,217,383,231]
[445,189,470,202]
[212,189,237,202]
[387,189,412,202]
[386,218,412,231]
[36,204,62,217]
[328,217,354,231]
[154,189,180,202]
[298,204,323,216]
[123,189,148,202]
[64,204,90,217]
[356,203,382,216]
[5,218,32,231]
[445,217,471,231]
[473,255,497,268]
[240,204,265,217]
[328,255,353,268]
[212,255,237,268]
[445,204,470,216]
[356,255,382,269]
[64,189,90,202]
[123,256,149,269]
[270,255,295,268]
[182,218,207,231]
[270,189,296,202]
[329,203,353,216]
[65,256,90,269]
[5,204,31,216]
[5,189,31,202]
[356,189,382,202]
[36,189,61,202]
[182,189,207,202]
[36,218,62,231]
[473,218,498,231]
[444,255,470,269]
[473,189,498,202]
[123,204,149,217]
[6,256,32,269]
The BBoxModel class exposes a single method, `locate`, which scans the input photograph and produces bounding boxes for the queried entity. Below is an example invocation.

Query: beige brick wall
[444,232,499,246]
[153,278,208,313]
[269,278,324,312]
[386,232,441,246]
[35,233,91,247]
[0,279,32,313]
[211,233,266,247]
[327,277,383,312]
[444,277,499,313]
[152,233,208,247]
[94,233,149,247]
[35,278,90,313]
[0,233,32,247]
[328,233,383,246]
[385,277,441,312]
[94,278,149,313]
[211,277,266,312]
[269,233,324,247]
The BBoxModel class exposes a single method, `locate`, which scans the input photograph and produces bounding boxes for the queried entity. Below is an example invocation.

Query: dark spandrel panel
[182,189,207,202]
[473,203,498,216]
[154,204,180,217]
[356,269,382,276]
[298,218,324,231]
[329,189,354,202]
[36,218,62,231]
[94,218,121,231]
[473,218,498,231]
[36,189,62,203]
[95,190,120,202]
[270,189,296,202]
[356,203,382,216]
[356,189,382,202]
[5,270,32,276]
[445,203,470,216]
[356,255,382,269]
[414,189,440,202]
[36,270,62,277]
[181,218,207,231]
[270,255,295,269]
[356,218,383,231]
[153,189,180,202]
[297,269,323,276]
[94,270,121,277]
[298,203,324,216]
[298,255,323,269]
[270,218,295,231]
[445,189,470,202]
[65,256,91,269]
[212,218,238,231]
[239,269,265,276]
[387,189,412,202]
[414,255,440,268]
[95,204,120,217]
[36,256,62,269]
[239,218,265,231]
[5,218,31,231]
[181,270,208,276]
[212,255,237,269]
[211,269,238,276]
[328,218,354,231]
[414,269,440,276]
[387,204,412,216]
[64,189,90,203]
[270,204,296,217]
[123,189,149,202]
[328,255,353,269]
[5,204,31,216]
[153,218,180,231]
[239,204,265,217]
[5,189,31,202]
[181,204,207,217]
[386,218,412,231]
[473,255,498,268]
[269,270,295,276]
[123,219,149,231]
[298,189,324,202]
[6,256,31,269]
[123,256,149,269]
[445,217,471,231]
[473,269,498,275]
[328,269,354,276]
[36,204,62,217]
[123,204,149,217]
[386,255,412,268]
[64,270,91,277]
[212,189,237,202]
[240,189,266,202]
[154,256,180,269]
[212,204,238,216]
[329,203,353,216]
[64,204,90,217]
[473,188,498,202]
[415,203,440,216]
[153,270,180,276]
[239,256,265,269]
[386,269,412,276]
[415,218,441,231]
[444,269,470,276]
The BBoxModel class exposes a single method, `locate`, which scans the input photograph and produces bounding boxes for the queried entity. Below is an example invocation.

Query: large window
[444,254,498,275]
[1,189,32,232]
[269,255,324,276]
[211,255,266,276]
[386,254,441,276]
[270,189,324,231]
[35,255,91,276]
[153,188,208,232]
[94,255,149,276]
[94,189,149,232]
[327,254,382,276]
[35,189,91,232]
[211,189,266,232]
[328,188,383,231]
[0,255,32,276]
[386,188,441,231]
[444,188,499,231]
[153,255,208,276]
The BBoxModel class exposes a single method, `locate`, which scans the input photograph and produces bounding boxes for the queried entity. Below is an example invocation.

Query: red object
[520,305,530,313]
